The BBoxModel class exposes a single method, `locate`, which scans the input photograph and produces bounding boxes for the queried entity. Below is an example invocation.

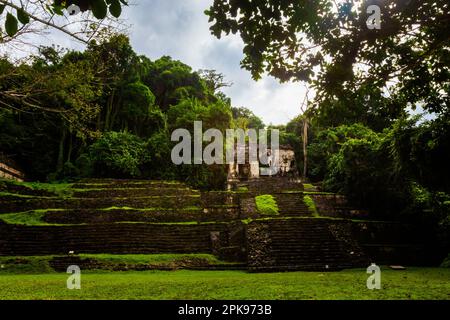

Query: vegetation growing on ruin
[236,186,249,193]
[19,182,73,198]
[205,0,450,258]
[0,210,234,226]
[303,184,316,192]
[100,206,201,212]
[0,210,65,226]
[303,196,319,217]
[255,195,280,216]
[0,1,448,299]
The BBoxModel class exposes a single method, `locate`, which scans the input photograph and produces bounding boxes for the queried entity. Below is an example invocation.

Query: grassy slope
[0,179,73,197]
[0,254,234,274]
[0,268,448,300]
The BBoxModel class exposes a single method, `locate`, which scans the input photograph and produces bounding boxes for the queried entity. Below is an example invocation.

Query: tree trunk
[57,124,67,172]
[96,111,102,131]
[303,119,308,179]
[67,133,73,163]
[110,93,122,132]
[300,89,309,180]
[105,90,115,131]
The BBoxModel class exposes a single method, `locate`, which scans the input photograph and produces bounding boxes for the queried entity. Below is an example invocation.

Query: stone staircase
[0,179,246,262]
[247,218,364,272]
[274,193,311,216]
[242,177,361,271]
[0,177,430,271]
[311,194,369,219]
[242,176,304,195]
[241,176,311,216]
[0,222,227,255]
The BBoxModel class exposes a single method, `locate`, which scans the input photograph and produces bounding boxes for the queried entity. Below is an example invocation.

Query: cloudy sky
[4,0,307,125]
[114,0,308,125]
[122,0,307,125]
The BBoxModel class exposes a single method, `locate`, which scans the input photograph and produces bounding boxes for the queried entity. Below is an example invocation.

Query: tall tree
[231,106,265,129]
[198,69,233,93]
[142,56,212,111]
[85,33,140,132]
[206,0,450,123]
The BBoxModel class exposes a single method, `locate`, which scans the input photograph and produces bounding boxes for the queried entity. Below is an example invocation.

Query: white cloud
[4,0,306,125]
[126,0,306,125]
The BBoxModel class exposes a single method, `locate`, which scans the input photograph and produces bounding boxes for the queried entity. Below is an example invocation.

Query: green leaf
[109,0,122,18]
[53,4,64,16]
[17,8,30,24]
[45,4,54,15]
[91,0,108,19]
[5,13,18,37]
[0,5,5,15]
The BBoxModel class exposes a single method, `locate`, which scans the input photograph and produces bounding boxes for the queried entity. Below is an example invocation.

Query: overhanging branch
[0,0,88,44]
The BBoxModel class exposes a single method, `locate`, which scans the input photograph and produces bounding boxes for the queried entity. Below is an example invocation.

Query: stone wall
[245,218,433,272]
[311,194,369,219]
[228,146,296,179]
[278,148,296,175]
[350,221,432,265]
[0,161,24,182]
[246,222,275,271]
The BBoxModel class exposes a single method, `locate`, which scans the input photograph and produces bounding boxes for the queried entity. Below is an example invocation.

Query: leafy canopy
[206,1,450,116]
[1,0,128,41]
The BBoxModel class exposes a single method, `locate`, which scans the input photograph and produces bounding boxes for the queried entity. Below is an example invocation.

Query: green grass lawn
[0,268,448,300]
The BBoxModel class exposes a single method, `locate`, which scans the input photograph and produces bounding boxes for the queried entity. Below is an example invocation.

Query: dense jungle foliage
[0,0,448,253]
[0,34,265,189]
[207,0,449,251]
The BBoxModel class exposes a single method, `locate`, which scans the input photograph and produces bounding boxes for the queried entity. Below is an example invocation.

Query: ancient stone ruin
[0,177,437,272]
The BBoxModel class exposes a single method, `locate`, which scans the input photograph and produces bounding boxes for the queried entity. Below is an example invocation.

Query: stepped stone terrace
[0,177,433,272]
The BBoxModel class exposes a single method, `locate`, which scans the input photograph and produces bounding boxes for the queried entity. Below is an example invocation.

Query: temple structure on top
[228,145,297,180]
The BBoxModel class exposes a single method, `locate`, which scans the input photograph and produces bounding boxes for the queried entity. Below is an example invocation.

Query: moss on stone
[255,195,280,216]
[101,206,136,211]
[236,186,249,193]
[303,195,319,217]
[16,181,73,197]
[0,192,39,199]
[0,209,66,226]
[100,206,201,212]
[0,179,73,198]
[303,191,336,195]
